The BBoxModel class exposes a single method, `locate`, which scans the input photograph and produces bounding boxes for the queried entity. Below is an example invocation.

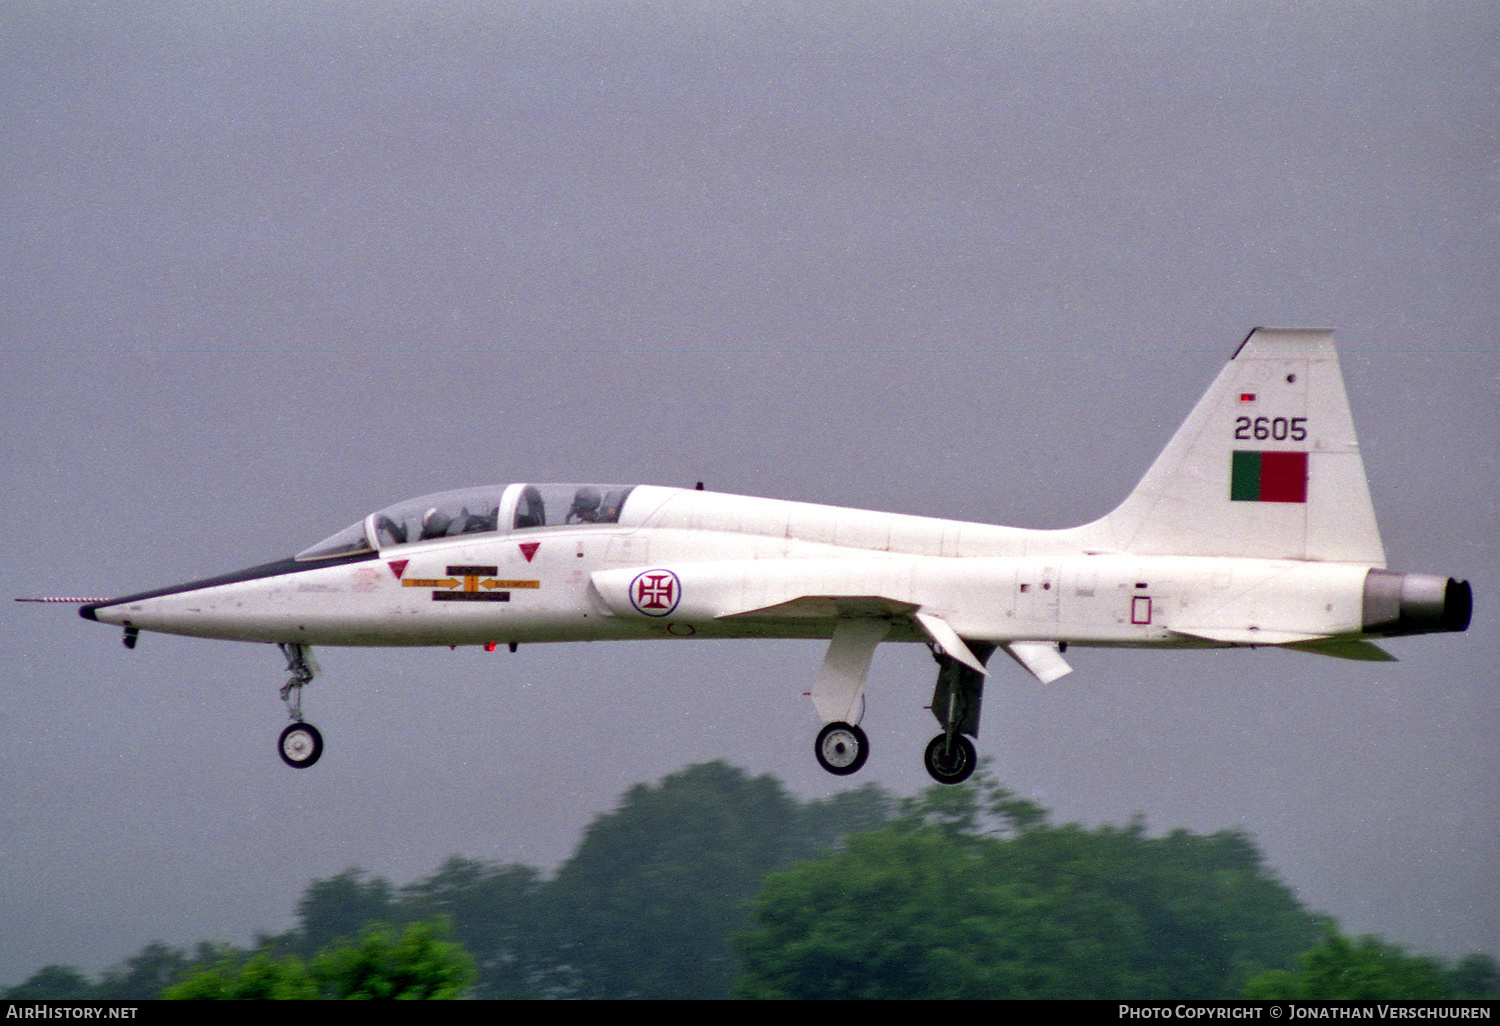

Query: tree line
[6,762,1496,999]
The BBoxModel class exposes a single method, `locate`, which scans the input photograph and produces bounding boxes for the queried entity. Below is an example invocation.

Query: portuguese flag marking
[1230,450,1307,503]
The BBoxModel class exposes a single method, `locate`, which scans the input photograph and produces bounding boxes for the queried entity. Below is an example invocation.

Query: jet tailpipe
[1362,570,1472,636]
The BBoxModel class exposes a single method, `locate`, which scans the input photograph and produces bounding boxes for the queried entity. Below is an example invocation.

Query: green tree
[92,940,191,999]
[311,921,474,999]
[165,922,473,1000]
[983,820,1323,997]
[794,782,896,857]
[163,952,318,1000]
[398,856,542,999]
[2,965,95,1000]
[289,867,398,957]
[737,768,1321,999]
[539,760,857,998]
[736,826,1072,999]
[1245,930,1455,999]
[1448,953,1500,999]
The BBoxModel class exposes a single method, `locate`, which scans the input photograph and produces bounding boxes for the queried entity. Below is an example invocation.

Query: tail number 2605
[1235,416,1307,441]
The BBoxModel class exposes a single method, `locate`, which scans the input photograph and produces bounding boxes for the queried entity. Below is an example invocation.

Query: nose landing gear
[277,643,323,769]
[278,721,324,768]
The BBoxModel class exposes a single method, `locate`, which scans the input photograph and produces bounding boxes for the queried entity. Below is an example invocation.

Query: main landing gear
[277,642,323,769]
[809,636,994,786]
[923,733,977,784]
[814,721,869,776]
[920,641,993,785]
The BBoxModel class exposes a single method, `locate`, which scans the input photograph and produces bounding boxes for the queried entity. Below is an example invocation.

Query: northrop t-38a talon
[30,329,1471,782]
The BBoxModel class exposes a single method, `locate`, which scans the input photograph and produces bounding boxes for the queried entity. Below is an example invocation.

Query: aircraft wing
[715,594,918,620]
[591,559,917,625]
[592,561,1016,678]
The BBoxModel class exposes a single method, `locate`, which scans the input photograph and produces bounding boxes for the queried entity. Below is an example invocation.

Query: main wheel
[278,722,323,769]
[815,721,869,776]
[923,733,976,785]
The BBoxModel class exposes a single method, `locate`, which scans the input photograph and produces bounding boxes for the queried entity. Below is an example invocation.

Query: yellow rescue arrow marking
[402,571,540,593]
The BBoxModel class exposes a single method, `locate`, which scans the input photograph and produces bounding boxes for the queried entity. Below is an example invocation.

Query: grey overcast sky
[2,0,1496,983]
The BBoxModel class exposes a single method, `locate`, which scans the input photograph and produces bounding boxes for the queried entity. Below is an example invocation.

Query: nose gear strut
[276,643,324,768]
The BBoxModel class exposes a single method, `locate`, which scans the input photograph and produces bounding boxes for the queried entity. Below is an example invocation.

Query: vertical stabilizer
[1090,328,1386,565]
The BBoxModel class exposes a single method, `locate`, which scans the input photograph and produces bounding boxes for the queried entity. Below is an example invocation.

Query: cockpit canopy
[295,483,637,561]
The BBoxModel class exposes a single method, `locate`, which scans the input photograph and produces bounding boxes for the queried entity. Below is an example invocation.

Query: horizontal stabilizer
[1169,627,1396,661]
[1285,637,1397,662]
[1170,626,1330,646]
[1003,640,1073,684]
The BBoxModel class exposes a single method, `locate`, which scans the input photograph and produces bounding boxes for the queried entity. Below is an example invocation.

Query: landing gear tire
[278,722,323,769]
[815,721,869,776]
[924,733,976,785]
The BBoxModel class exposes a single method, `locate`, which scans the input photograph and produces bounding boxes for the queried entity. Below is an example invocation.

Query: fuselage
[81,482,1461,653]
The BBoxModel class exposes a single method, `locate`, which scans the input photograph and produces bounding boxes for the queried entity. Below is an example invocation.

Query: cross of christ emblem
[630,570,681,617]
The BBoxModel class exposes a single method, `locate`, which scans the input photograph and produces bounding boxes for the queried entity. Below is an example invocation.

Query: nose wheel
[814,721,869,776]
[276,643,324,769]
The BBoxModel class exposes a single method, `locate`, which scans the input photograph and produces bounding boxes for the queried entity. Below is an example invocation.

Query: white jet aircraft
[37,329,1471,782]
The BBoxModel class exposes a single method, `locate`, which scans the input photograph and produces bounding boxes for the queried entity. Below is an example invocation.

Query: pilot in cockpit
[460,505,499,534]
[599,489,626,522]
[566,487,603,524]
[419,507,453,540]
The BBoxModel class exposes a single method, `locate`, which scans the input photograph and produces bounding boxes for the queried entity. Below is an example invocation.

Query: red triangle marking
[519,542,540,562]
[388,559,408,579]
